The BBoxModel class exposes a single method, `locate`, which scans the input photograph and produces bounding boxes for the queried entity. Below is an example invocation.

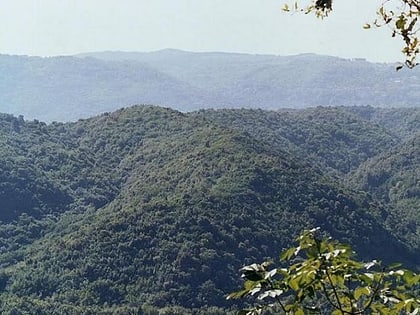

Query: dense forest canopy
[0,105,418,314]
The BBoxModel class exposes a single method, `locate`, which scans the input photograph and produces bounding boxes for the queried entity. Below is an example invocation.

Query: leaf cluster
[229,228,420,314]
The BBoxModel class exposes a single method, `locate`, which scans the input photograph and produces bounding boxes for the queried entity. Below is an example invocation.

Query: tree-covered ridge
[0,105,417,314]
[195,107,398,174]
[343,106,420,140]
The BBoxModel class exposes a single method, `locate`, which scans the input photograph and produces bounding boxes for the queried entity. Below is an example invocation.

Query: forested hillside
[0,105,418,314]
[349,134,420,251]
[2,50,420,122]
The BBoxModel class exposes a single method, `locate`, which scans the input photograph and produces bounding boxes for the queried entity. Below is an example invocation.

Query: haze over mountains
[1,49,420,122]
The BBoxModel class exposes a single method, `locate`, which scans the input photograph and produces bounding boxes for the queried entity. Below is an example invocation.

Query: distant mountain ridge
[1,50,420,122]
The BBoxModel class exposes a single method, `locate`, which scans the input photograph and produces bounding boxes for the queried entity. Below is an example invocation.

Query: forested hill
[0,105,418,314]
[2,50,420,122]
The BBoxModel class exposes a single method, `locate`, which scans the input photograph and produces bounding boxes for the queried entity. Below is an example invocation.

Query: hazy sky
[0,0,402,62]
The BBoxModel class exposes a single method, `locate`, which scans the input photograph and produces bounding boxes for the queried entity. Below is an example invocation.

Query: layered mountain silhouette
[1,49,420,122]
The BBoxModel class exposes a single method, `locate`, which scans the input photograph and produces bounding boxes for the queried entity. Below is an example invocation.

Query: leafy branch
[283,0,420,68]
[228,228,420,314]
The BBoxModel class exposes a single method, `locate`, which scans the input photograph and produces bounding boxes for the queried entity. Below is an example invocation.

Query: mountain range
[1,49,420,122]
[0,105,418,314]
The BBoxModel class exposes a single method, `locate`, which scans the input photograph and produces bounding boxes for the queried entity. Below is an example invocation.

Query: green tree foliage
[229,228,420,314]
[283,0,420,68]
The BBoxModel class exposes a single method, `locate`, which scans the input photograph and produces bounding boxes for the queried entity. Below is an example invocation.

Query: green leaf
[396,16,406,29]
[402,269,419,286]
[280,247,296,261]
[289,277,300,291]
[295,307,305,315]
[359,273,374,284]
[354,286,370,300]
[388,262,403,269]
[227,289,251,299]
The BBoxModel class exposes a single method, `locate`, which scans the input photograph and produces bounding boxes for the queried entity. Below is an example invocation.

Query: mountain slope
[0,54,213,122]
[348,134,420,252]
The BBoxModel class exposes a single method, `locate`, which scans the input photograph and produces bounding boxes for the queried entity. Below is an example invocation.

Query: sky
[0,0,403,62]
